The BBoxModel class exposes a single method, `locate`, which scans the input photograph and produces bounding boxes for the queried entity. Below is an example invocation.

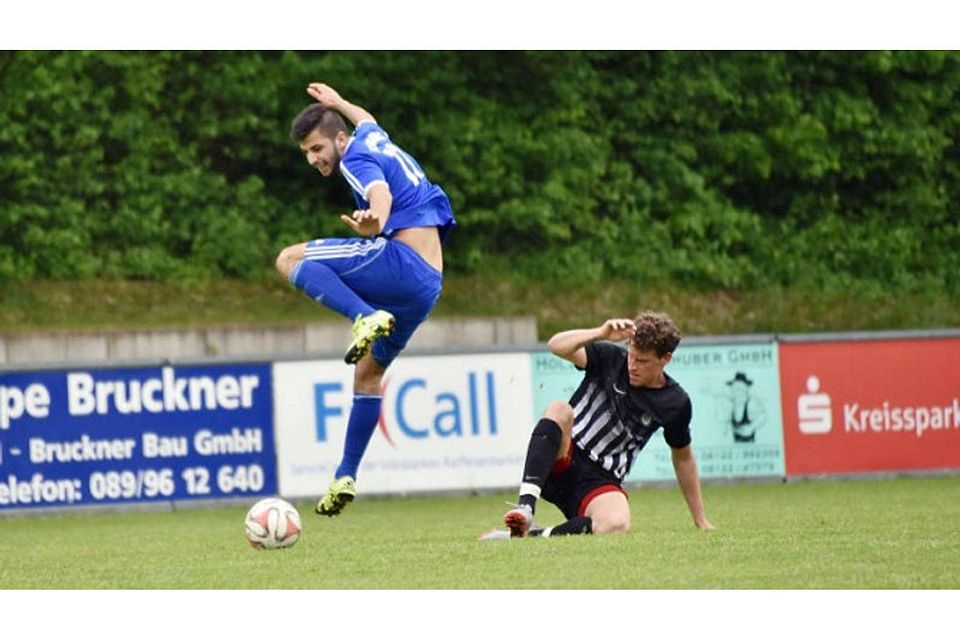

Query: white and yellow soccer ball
[244,498,302,550]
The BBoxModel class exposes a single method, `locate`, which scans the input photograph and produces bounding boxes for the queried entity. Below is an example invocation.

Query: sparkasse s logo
[797,375,832,435]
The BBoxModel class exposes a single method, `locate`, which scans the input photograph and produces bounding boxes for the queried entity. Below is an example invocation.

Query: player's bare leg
[584,491,631,534]
[274,243,307,281]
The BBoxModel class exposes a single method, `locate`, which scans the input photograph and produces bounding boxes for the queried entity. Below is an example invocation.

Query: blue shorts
[301,236,442,367]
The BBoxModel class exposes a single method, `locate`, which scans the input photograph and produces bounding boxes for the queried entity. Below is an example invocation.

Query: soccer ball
[244,498,302,550]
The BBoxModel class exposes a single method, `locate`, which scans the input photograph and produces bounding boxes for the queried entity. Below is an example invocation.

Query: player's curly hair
[290,104,348,142]
[632,311,682,357]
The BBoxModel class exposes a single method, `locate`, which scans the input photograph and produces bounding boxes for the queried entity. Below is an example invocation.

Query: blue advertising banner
[0,362,275,510]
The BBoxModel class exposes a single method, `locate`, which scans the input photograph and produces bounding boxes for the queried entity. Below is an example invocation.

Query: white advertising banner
[273,353,533,497]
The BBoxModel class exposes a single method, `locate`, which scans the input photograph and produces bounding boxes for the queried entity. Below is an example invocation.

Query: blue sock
[335,394,383,479]
[290,259,375,321]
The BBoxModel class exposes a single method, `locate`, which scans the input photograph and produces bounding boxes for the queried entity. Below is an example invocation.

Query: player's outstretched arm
[547,318,636,368]
[671,445,716,530]
[306,82,376,126]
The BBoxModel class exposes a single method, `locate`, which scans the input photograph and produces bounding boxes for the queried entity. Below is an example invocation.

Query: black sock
[517,418,562,514]
[530,516,593,537]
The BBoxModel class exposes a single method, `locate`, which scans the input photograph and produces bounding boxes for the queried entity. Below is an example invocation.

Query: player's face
[299,129,341,177]
[627,344,670,388]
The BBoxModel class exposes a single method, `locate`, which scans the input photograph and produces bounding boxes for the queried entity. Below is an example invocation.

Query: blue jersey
[339,121,456,241]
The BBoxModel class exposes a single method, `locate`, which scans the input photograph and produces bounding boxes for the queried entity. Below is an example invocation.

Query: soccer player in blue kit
[275,83,456,517]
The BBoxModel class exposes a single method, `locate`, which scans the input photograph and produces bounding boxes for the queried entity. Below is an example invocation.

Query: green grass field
[1,475,958,589]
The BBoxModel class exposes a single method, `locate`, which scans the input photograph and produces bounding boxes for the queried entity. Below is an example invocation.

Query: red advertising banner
[780,337,960,475]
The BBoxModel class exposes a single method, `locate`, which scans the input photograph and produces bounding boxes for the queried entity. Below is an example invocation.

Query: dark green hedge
[1,51,958,294]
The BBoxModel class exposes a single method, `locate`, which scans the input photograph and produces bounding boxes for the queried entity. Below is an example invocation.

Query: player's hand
[598,318,636,342]
[307,83,344,109]
[694,517,716,531]
[340,209,382,237]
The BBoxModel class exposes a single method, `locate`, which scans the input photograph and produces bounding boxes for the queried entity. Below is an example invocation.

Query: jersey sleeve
[663,395,693,449]
[340,123,389,200]
[581,341,624,375]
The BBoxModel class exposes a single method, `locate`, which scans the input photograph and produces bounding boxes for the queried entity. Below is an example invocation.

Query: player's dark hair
[290,104,348,142]
[632,311,682,357]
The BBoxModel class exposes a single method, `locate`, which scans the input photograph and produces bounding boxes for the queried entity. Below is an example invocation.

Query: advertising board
[530,340,785,482]
[0,363,276,510]
[273,353,533,496]
[780,337,960,475]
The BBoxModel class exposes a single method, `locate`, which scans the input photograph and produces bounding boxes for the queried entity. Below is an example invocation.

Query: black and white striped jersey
[570,341,692,480]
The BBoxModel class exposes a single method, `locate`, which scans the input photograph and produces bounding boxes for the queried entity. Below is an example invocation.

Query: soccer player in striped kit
[482,312,714,539]
[276,83,456,517]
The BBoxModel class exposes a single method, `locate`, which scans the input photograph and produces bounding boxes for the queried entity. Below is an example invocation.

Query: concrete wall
[0,316,538,368]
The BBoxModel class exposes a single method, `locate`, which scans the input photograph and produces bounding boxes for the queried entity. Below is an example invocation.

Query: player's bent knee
[585,491,630,534]
[275,246,301,279]
[274,249,291,277]
[592,517,631,535]
[543,400,574,429]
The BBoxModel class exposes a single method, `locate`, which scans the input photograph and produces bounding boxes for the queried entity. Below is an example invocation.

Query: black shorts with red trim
[541,444,627,520]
